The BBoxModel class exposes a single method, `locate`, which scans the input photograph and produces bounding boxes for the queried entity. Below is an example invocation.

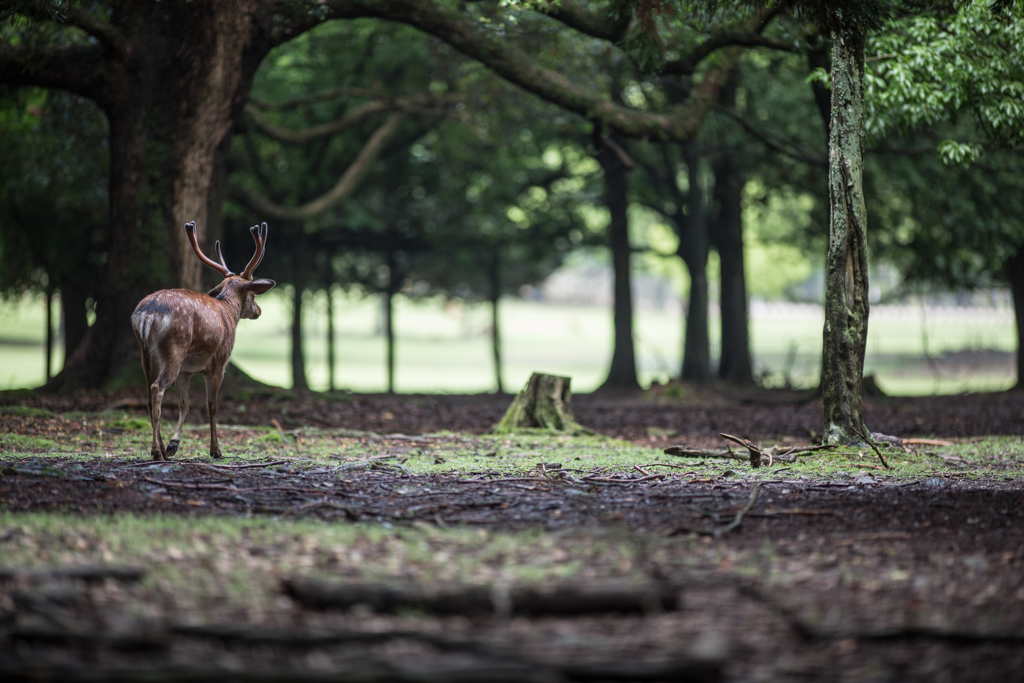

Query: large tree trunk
[712,151,752,385]
[1007,248,1024,391]
[44,0,264,391]
[679,144,712,384]
[821,25,870,445]
[597,133,640,391]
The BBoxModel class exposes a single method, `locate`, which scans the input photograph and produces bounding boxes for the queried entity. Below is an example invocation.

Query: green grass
[0,290,1016,394]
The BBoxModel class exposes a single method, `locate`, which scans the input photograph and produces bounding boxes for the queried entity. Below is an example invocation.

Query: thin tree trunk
[327,285,336,392]
[679,144,712,384]
[384,250,398,394]
[45,288,54,380]
[597,133,640,391]
[1006,248,1024,391]
[488,249,504,394]
[291,238,309,392]
[712,151,753,385]
[821,25,870,444]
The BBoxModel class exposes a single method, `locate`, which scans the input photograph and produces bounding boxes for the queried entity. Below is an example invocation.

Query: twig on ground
[663,445,741,461]
[204,460,288,470]
[582,474,667,484]
[719,434,763,468]
[850,425,892,470]
[670,483,761,538]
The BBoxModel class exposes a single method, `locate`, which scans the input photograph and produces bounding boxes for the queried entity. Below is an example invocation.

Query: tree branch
[228,113,406,222]
[246,100,391,143]
[0,43,107,99]
[715,105,827,168]
[663,32,797,75]
[540,2,631,43]
[249,87,386,111]
[325,0,740,142]
[62,7,129,56]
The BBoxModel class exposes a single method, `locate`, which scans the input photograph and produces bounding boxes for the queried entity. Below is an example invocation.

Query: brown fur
[131,223,274,460]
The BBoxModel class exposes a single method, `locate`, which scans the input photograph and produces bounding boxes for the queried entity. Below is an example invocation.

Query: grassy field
[0,290,1016,394]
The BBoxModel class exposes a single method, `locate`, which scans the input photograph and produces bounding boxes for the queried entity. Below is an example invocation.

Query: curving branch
[249,87,386,111]
[228,112,407,222]
[540,2,631,43]
[0,43,107,99]
[663,32,798,76]
[247,92,465,144]
[715,105,827,168]
[325,0,754,142]
[246,100,391,143]
[62,7,129,56]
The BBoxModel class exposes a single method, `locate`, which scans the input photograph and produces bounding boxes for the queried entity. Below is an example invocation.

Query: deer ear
[246,278,275,295]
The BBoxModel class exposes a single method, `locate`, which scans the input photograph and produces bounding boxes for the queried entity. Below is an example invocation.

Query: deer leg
[138,346,164,461]
[167,372,193,458]
[205,370,225,459]
[149,372,173,461]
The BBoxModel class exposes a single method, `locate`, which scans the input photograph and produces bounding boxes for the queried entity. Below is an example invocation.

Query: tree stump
[493,373,587,434]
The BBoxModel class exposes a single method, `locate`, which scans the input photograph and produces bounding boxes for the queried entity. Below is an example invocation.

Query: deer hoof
[166,439,179,457]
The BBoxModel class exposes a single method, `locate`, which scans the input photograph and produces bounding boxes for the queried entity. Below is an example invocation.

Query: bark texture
[821,26,870,445]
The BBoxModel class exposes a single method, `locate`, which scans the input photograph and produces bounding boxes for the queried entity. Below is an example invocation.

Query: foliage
[866,2,1024,164]
[0,87,108,299]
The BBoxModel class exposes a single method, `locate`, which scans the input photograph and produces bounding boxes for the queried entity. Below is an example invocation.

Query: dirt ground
[1,387,1023,681]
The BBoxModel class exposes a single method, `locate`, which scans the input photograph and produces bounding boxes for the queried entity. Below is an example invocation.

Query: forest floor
[0,384,1022,682]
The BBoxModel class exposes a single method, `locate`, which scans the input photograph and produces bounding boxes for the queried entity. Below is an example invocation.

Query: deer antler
[185,222,234,277]
[240,222,268,280]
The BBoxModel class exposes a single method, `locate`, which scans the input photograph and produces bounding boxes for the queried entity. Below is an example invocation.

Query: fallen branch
[663,445,741,461]
[282,578,681,617]
[850,426,892,470]
[0,565,145,582]
[719,434,763,468]
[581,474,667,484]
[203,460,288,470]
[903,438,955,446]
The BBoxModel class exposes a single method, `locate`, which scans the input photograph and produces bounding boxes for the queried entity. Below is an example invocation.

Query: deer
[131,221,275,461]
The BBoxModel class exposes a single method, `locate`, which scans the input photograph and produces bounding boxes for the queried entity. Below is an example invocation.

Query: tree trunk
[59,286,89,366]
[291,238,309,392]
[42,0,266,391]
[384,250,399,394]
[493,373,584,434]
[821,25,870,445]
[488,249,505,394]
[712,151,753,385]
[679,144,712,384]
[597,133,640,391]
[45,288,54,380]
[327,285,336,392]
[1006,247,1024,391]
